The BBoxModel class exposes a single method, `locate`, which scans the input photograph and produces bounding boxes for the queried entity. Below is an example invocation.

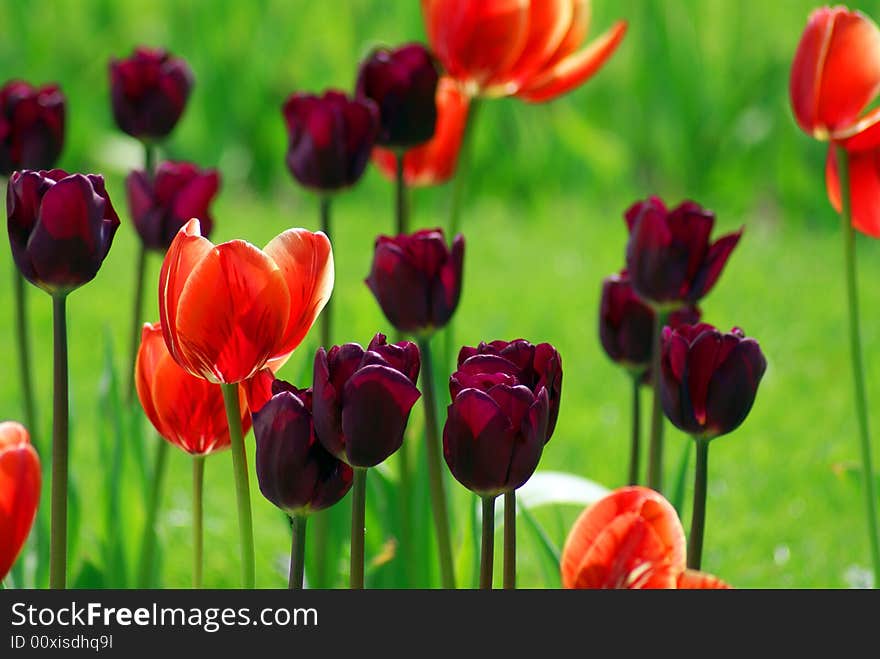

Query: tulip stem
[289,514,307,589]
[448,98,480,238]
[835,144,880,586]
[126,245,147,403]
[647,310,669,492]
[221,383,255,589]
[687,440,709,570]
[503,491,516,589]
[396,153,409,235]
[192,455,205,589]
[136,438,169,588]
[49,293,69,589]
[480,495,495,590]
[629,375,642,486]
[350,468,367,589]
[13,268,38,450]
[417,337,457,589]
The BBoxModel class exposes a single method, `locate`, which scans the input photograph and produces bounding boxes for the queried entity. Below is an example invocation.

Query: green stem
[835,144,880,585]
[396,153,408,235]
[647,310,669,492]
[289,514,308,589]
[126,245,147,403]
[192,455,205,589]
[350,468,367,589]
[687,440,709,570]
[13,268,37,448]
[49,293,69,589]
[221,383,255,589]
[136,438,169,588]
[447,98,481,238]
[629,375,642,486]
[503,491,516,589]
[417,336,456,589]
[480,495,495,590]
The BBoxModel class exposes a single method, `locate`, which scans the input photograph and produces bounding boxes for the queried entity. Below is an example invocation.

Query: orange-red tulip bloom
[159,218,333,384]
[0,422,41,581]
[372,77,470,187]
[422,0,627,101]
[136,322,251,455]
[561,486,729,589]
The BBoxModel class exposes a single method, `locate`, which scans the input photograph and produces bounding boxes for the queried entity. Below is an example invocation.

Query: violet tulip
[0,81,65,176]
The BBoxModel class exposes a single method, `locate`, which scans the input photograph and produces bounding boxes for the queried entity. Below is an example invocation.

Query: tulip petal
[0,423,41,581]
[516,20,627,103]
[543,0,591,68]
[677,569,731,589]
[135,322,173,440]
[689,229,743,302]
[705,339,766,437]
[312,348,346,460]
[826,146,880,238]
[264,228,334,361]
[172,170,220,237]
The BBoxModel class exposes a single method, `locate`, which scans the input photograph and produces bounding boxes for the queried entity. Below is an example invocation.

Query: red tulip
[372,77,470,187]
[159,218,333,384]
[136,322,251,455]
[422,0,627,101]
[825,137,880,237]
[0,422,41,581]
[561,486,729,589]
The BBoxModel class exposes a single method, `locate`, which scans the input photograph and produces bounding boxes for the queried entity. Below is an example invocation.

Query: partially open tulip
[0,421,41,582]
[660,324,767,439]
[624,197,742,309]
[372,77,470,187]
[282,90,379,194]
[313,334,421,468]
[561,486,729,589]
[159,218,333,384]
[422,0,627,101]
[136,322,250,455]
[0,80,65,176]
[109,47,194,140]
[365,228,464,335]
[355,43,439,149]
[7,169,120,294]
[126,161,220,251]
[254,379,353,515]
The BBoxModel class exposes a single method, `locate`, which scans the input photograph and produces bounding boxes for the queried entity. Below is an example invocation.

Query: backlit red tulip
[253,379,353,515]
[365,228,464,335]
[136,322,250,455]
[126,161,220,251]
[624,197,742,309]
[282,90,379,194]
[561,486,729,589]
[355,43,439,149]
[313,334,421,468]
[660,324,767,439]
[0,421,41,582]
[109,47,194,140]
[0,80,65,176]
[372,77,470,187]
[7,169,120,294]
[159,218,333,384]
[825,135,880,237]
[422,0,627,101]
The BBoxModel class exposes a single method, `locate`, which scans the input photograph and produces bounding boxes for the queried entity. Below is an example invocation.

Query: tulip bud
[7,169,120,295]
[660,323,767,439]
[0,421,41,582]
[624,196,742,309]
[253,379,353,515]
[313,333,421,468]
[109,47,194,140]
[365,228,464,335]
[355,43,439,149]
[281,90,379,194]
[0,80,65,176]
[126,161,220,251]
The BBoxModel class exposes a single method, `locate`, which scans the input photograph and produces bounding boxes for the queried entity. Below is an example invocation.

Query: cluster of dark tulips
[2,1,879,590]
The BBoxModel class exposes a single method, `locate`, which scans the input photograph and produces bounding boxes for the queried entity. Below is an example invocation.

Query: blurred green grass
[2,0,880,588]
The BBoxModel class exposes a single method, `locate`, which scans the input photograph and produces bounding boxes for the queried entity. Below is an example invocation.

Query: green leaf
[670,441,692,519]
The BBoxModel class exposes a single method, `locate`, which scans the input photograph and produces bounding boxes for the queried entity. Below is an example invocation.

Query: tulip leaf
[670,441,692,519]
[518,501,562,588]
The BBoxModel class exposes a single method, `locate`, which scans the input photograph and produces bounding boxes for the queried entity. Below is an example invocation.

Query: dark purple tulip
[253,379,354,515]
[355,43,439,149]
[456,339,562,441]
[282,90,379,194]
[109,47,194,140]
[599,270,700,377]
[313,333,421,468]
[365,228,464,335]
[624,197,742,308]
[126,161,220,251]
[0,80,65,176]
[660,323,767,439]
[7,169,120,294]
